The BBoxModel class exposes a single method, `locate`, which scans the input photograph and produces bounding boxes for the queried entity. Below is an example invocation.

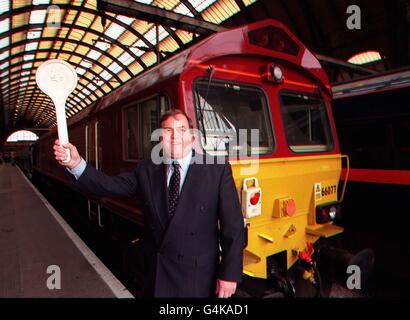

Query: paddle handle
[54,100,71,163]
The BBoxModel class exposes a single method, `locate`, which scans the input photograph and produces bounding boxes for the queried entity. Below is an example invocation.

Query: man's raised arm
[53,139,139,198]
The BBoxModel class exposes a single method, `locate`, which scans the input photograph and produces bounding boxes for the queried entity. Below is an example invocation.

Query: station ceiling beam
[316,54,379,75]
[99,0,225,35]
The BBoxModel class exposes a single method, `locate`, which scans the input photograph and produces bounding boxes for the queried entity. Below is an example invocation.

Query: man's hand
[215,279,237,298]
[53,139,81,169]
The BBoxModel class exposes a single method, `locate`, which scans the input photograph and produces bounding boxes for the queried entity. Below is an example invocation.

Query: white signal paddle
[36,59,78,163]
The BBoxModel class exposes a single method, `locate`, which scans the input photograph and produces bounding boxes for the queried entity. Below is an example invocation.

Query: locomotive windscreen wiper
[198,65,215,145]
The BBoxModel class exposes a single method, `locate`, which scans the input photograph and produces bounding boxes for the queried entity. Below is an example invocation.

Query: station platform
[0,163,133,298]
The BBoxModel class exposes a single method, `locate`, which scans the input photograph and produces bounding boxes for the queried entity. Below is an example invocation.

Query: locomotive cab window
[124,95,168,160]
[280,91,333,153]
[193,80,274,157]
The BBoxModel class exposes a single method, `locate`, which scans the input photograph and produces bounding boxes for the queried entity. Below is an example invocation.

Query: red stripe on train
[341,168,410,185]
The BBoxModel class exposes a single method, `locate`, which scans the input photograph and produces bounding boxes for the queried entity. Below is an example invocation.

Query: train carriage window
[124,95,169,160]
[140,99,159,159]
[125,107,139,160]
[280,92,334,153]
[193,80,274,156]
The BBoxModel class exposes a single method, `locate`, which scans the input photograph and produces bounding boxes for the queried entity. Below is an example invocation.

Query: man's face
[161,114,193,159]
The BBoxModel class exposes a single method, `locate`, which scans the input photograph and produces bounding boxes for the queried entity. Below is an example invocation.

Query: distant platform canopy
[348,51,382,65]
[6,130,39,142]
[0,0,256,129]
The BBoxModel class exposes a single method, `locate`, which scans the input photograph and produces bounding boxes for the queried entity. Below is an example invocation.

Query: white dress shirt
[165,151,192,192]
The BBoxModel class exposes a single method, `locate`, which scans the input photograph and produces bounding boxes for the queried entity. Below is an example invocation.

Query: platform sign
[36,60,78,162]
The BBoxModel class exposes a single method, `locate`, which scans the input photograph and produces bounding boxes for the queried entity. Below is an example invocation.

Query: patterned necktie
[168,161,181,217]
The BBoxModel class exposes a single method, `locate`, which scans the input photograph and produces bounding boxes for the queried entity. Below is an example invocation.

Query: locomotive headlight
[315,202,341,224]
[328,206,337,220]
[263,64,284,83]
[272,65,283,81]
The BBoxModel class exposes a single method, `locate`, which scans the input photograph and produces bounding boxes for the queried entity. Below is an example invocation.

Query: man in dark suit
[53,110,244,298]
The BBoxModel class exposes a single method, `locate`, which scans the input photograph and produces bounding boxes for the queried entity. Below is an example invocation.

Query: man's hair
[159,109,194,129]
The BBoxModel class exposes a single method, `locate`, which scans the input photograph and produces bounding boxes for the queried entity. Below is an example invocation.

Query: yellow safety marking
[258,233,274,243]
[243,270,255,277]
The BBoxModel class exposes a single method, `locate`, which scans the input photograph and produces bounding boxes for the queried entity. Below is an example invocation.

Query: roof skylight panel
[173,3,194,17]
[23,54,35,61]
[22,62,33,69]
[95,40,110,51]
[100,70,112,81]
[108,61,122,73]
[190,0,217,12]
[116,15,134,25]
[27,30,42,39]
[33,0,50,5]
[105,22,126,41]
[0,1,10,15]
[118,52,133,66]
[25,42,39,51]
[0,61,9,70]
[243,0,257,5]
[130,42,145,56]
[0,51,9,60]
[201,0,240,23]
[87,82,97,91]
[66,100,75,108]
[80,60,92,68]
[0,18,10,34]
[29,10,47,24]
[76,67,86,75]
[134,0,154,4]
[153,0,179,10]
[0,37,9,49]
[87,49,102,60]
[144,25,168,43]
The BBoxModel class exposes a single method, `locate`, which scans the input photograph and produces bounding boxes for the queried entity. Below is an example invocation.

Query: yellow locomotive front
[232,154,347,279]
[231,90,346,279]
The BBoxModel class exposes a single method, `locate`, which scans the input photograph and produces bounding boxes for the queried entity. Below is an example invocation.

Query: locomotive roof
[91,18,331,116]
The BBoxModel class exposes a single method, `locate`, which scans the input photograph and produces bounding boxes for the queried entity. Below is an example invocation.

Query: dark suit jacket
[72,155,244,297]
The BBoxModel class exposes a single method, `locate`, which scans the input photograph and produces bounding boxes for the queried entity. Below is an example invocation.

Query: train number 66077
[322,185,337,196]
